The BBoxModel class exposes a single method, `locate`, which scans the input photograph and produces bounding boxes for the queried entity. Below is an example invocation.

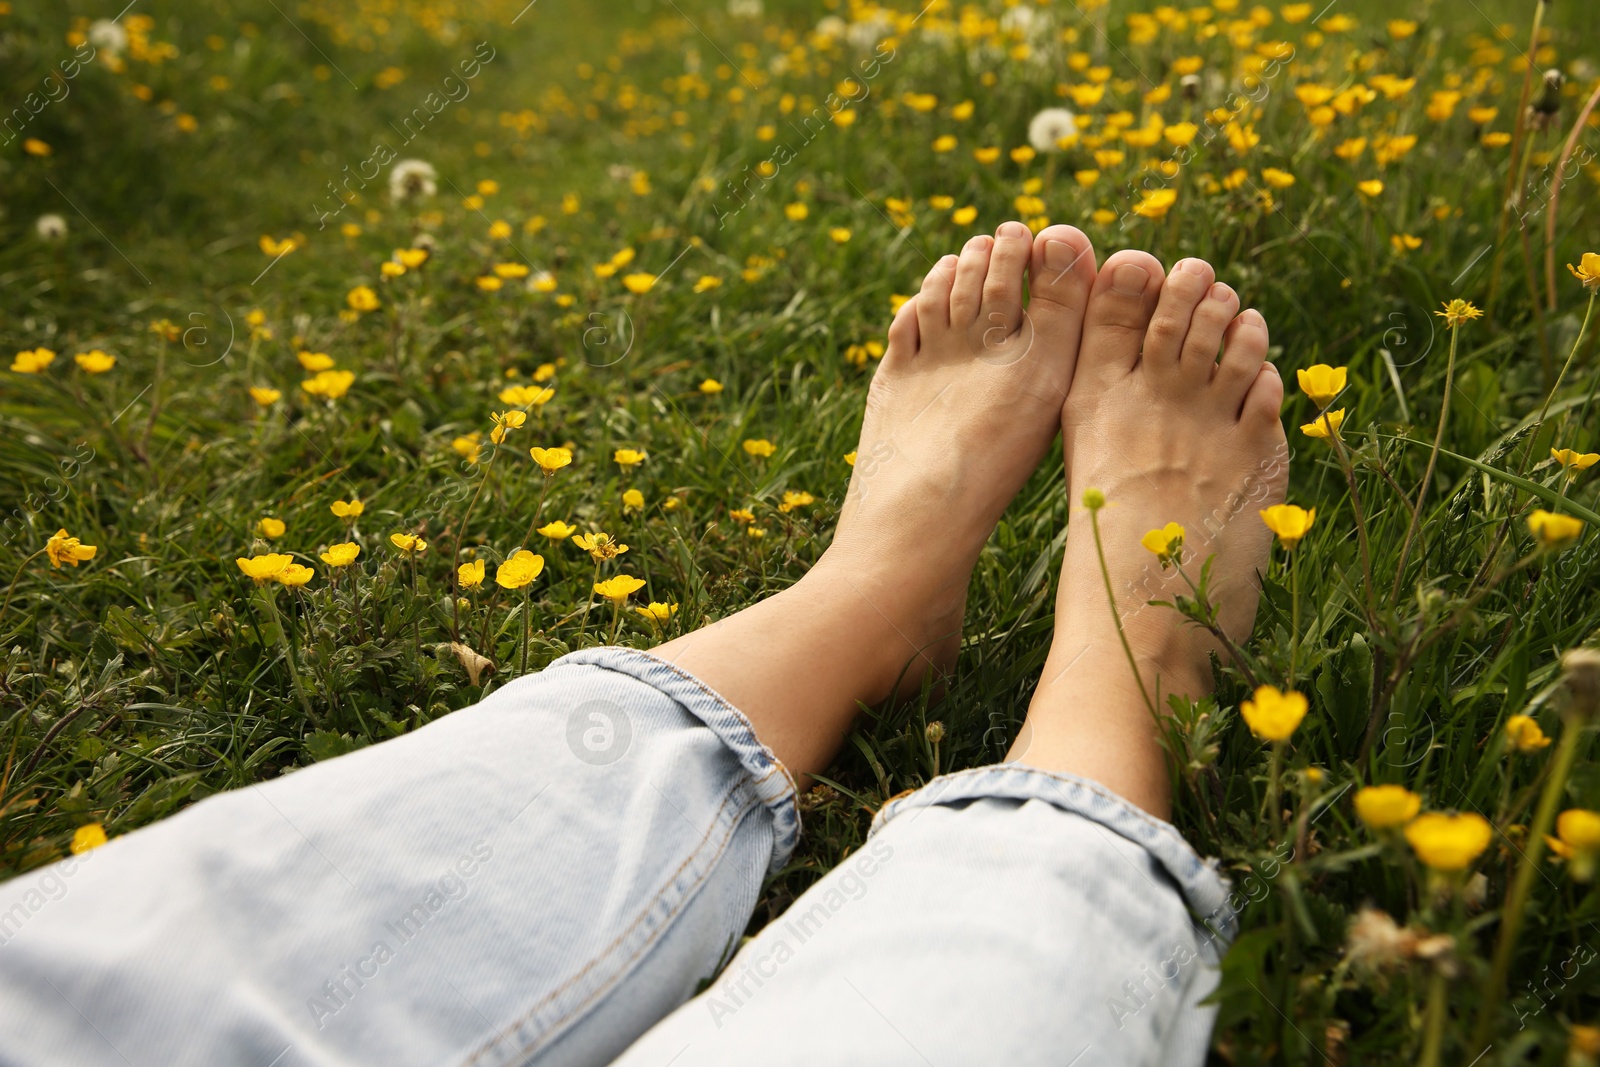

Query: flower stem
[1288,547,1301,689]
[519,587,531,675]
[1392,322,1460,601]
[0,549,48,626]
[521,478,552,550]
[1419,967,1448,1067]
[1470,711,1583,1054]
[259,585,314,719]
[576,560,600,644]
[1089,507,1157,720]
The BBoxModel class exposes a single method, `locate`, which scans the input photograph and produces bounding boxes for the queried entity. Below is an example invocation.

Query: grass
[3,0,1600,1061]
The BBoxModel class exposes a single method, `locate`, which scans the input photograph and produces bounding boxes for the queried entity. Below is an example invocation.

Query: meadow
[3,0,1600,1061]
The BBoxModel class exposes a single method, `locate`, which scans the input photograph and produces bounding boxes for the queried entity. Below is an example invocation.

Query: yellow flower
[46,528,98,569]
[1260,504,1316,549]
[778,491,814,514]
[1139,522,1185,568]
[931,135,957,153]
[572,531,628,561]
[843,451,857,467]
[1435,299,1483,329]
[457,559,486,589]
[1010,145,1037,165]
[278,563,314,588]
[1548,809,1600,862]
[23,138,52,157]
[301,370,355,399]
[297,351,335,372]
[330,499,364,520]
[495,549,545,590]
[1505,714,1552,752]
[1296,364,1346,408]
[785,202,809,220]
[622,272,657,294]
[729,508,756,524]
[594,574,647,604]
[829,228,852,244]
[1357,179,1385,198]
[1301,408,1345,439]
[530,446,573,474]
[320,542,361,567]
[746,525,767,539]
[1553,448,1600,476]
[347,285,380,312]
[533,363,557,382]
[1528,509,1584,548]
[742,438,776,458]
[476,276,504,292]
[74,350,116,373]
[973,147,1001,165]
[614,448,647,468]
[1355,785,1422,829]
[453,435,482,464]
[257,517,286,539]
[1165,122,1199,146]
[70,824,108,854]
[1261,168,1296,189]
[1387,18,1417,38]
[699,378,724,394]
[1569,252,1600,291]
[11,348,56,374]
[494,262,529,280]
[1405,812,1492,872]
[693,275,723,293]
[635,601,678,624]
[396,248,430,269]
[951,205,979,226]
[622,489,645,513]
[237,553,292,583]
[249,386,282,407]
[499,384,556,407]
[1131,189,1178,220]
[532,520,576,543]
[490,410,527,444]
[1240,685,1308,742]
[389,532,427,555]
[259,235,297,257]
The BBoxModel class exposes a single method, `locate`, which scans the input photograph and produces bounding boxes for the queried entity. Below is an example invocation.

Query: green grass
[3,0,1600,1062]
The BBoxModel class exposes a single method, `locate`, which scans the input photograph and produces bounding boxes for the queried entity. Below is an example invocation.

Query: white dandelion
[728,0,763,17]
[36,214,68,240]
[389,159,437,203]
[87,19,129,56]
[1027,108,1078,152]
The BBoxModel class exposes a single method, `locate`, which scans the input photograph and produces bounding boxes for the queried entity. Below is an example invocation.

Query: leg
[611,249,1286,1065]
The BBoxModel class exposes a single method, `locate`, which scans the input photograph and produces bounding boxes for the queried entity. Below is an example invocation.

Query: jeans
[0,648,1235,1066]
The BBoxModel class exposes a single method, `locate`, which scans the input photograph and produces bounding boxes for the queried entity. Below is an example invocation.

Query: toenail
[998,220,1029,238]
[1044,239,1079,272]
[1111,263,1150,296]
[1241,308,1266,328]
[1210,282,1235,302]
[1174,258,1206,275]
[966,234,992,251]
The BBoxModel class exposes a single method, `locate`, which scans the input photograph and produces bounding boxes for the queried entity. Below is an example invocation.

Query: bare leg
[655,220,1098,779]
[1010,249,1288,817]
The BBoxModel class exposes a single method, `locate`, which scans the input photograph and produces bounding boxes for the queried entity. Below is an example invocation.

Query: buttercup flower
[389,533,427,555]
[1567,252,1600,290]
[743,438,776,458]
[573,531,628,562]
[593,574,647,604]
[12,348,56,374]
[635,601,678,624]
[1240,685,1308,742]
[330,499,364,520]
[1260,504,1316,549]
[236,553,292,583]
[74,350,116,373]
[297,351,335,372]
[301,370,355,400]
[457,559,486,589]
[71,824,108,854]
[1296,364,1347,408]
[1528,510,1584,548]
[699,378,724,394]
[539,520,577,541]
[490,411,527,444]
[249,386,282,407]
[1552,449,1600,476]
[1139,522,1185,568]
[1505,714,1552,752]
[278,564,314,588]
[46,529,98,569]
[1355,785,1422,829]
[622,273,657,294]
[614,448,647,468]
[530,446,573,474]
[1545,810,1600,879]
[347,286,380,312]
[257,517,286,539]
[778,491,814,514]
[1436,298,1483,329]
[320,542,361,567]
[1301,408,1345,439]
[495,549,545,589]
[499,385,555,407]
[1405,812,1492,872]
[622,489,645,513]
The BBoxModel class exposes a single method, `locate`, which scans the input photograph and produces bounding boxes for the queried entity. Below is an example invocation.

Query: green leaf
[1384,436,1600,525]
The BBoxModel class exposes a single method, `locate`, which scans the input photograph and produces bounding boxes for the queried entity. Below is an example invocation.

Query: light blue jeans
[0,648,1236,1066]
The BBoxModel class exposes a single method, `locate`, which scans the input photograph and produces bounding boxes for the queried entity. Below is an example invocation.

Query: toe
[1241,361,1286,431]
[916,254,957,336]
[882,292,921,369]
[980,220,1033,336]
[949,235,994,327]
[1143,258,1215,380]
[1028,223,1097,315]
[1214,308,1270,417]
[1179,281,1240,383]
[1076,249,1163,381]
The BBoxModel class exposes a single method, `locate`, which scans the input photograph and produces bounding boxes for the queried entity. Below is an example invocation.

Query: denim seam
[458,784,760,1067]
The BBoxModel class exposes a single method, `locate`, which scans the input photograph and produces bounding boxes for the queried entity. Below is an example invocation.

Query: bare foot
[820,220,1099,682]
[657,222,1097,776]
[1010,251,1289,817]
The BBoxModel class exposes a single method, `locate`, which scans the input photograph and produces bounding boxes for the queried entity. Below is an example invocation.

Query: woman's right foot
[1010,251,1289,817]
